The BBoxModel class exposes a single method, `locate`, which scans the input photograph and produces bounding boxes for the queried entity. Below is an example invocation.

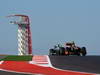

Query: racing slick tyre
[81,47,87,56]
[49,49,55,55]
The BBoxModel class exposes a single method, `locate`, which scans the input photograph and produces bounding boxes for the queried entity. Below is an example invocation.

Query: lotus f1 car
[49,42,87,56]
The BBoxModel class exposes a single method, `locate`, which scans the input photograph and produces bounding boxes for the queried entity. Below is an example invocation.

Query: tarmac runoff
[49,56,100,74]
[0,69,32,75]
[0,55,99,75]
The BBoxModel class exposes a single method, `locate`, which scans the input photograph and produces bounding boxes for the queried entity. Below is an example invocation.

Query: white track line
[46,55,53,67]
[0,61,4,65]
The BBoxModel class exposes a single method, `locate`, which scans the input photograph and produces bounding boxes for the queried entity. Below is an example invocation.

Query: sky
[0,0,100,55]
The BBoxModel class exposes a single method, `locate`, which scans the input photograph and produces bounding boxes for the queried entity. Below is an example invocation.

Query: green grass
[0,55,33,61]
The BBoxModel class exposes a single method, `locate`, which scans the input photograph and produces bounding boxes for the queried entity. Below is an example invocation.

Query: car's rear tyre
[49,49,55,55]
[81,47,87,56]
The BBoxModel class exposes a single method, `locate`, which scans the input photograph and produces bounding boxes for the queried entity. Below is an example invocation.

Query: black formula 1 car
[49,42,87,56]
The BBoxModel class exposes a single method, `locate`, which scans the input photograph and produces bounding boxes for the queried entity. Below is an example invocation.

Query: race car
[49,42,87,56]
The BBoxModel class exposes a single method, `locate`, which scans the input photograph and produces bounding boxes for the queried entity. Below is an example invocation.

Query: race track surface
[49,56,100,74]
[0,70,32,75]
[0,55,100,75]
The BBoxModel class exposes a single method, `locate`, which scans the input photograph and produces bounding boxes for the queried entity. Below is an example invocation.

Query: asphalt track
[0,70,32,75]
[0,56,100,75]
[49,56,100,74]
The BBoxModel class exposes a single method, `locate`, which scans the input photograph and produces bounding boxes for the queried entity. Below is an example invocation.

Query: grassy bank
[0,55,33,61]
